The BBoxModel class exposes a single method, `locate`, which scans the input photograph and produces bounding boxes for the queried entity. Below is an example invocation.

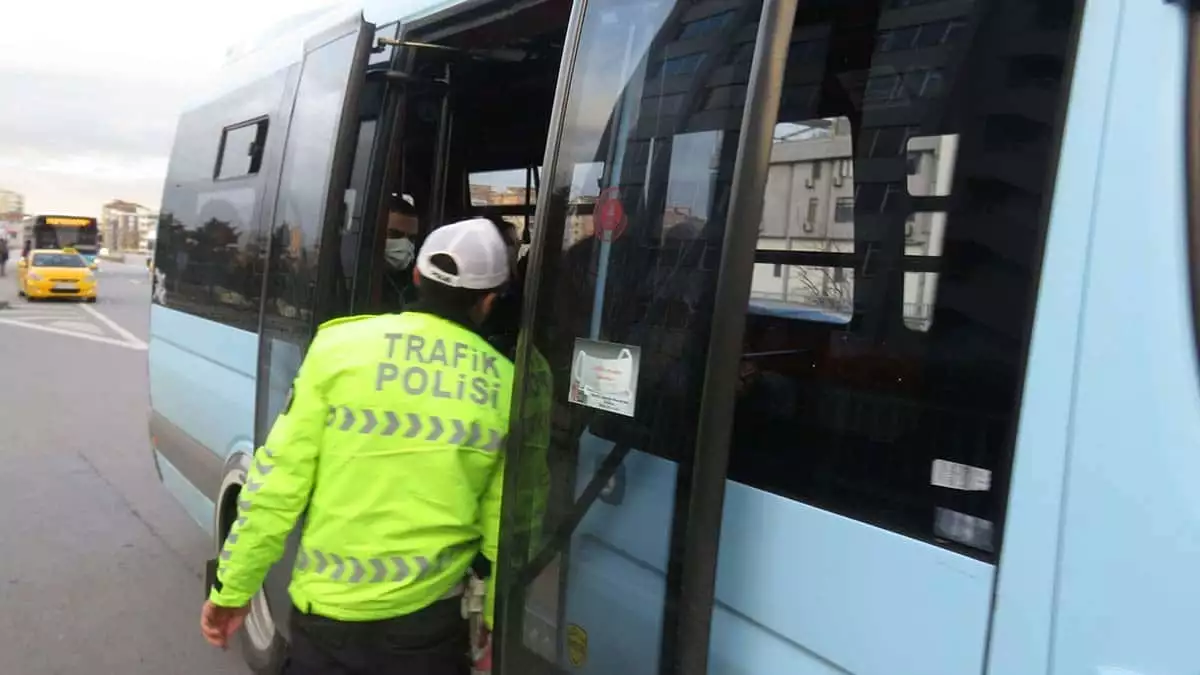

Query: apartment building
[102,200,159,251]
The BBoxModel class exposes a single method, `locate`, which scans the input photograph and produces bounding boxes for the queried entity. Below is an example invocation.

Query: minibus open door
[484,0,799,672]
[253,13,378,655]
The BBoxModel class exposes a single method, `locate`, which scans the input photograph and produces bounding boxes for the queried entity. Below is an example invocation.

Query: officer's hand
[200,600,251,649]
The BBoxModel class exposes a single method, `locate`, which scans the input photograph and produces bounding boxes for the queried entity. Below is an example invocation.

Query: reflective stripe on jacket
[210,311,513,623]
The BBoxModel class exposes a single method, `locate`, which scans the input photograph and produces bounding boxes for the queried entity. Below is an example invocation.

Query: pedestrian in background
[0,237,9,277]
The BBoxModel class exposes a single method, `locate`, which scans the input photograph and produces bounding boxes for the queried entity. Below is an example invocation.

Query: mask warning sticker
[568,338,641,417]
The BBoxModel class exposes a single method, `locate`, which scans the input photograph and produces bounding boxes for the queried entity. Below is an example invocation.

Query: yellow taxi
[17,248,98,302]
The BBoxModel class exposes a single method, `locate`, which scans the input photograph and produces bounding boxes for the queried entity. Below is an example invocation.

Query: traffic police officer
[201,217,514,675]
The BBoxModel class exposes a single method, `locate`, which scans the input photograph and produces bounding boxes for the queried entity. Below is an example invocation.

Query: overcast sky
[0,0,337,216]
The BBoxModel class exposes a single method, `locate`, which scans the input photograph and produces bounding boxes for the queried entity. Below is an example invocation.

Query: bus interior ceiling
[401,1,569,230]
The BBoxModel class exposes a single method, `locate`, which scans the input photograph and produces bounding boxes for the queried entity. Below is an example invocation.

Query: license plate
[52,284,76,291]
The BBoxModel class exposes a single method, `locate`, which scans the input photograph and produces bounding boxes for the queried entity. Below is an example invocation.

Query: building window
[807,197,819,224]
[661,53,705,77]
[679,10,735,39]
[215,119,269,180]
[863,73,901,106]
[865,125,920,158]
[834,197,854,223]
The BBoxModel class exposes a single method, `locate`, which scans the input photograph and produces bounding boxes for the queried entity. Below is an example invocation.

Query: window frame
[737,0,1087,562]
[213,117,270,181]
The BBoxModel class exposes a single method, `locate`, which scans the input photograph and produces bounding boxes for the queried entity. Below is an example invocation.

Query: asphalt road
[0,256,250,674]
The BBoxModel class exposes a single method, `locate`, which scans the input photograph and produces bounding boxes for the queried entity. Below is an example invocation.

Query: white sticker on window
[930,459,991,492]
[568,338,641,417]
[933,507,995,553]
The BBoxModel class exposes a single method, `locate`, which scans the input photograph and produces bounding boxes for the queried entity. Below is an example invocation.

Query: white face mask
[384,237,415,269]
[572,348,635,396]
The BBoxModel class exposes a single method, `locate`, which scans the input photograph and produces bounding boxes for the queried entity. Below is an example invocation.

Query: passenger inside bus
[479,215,524,357]
[363,3,563,334]
[379,194,421,310]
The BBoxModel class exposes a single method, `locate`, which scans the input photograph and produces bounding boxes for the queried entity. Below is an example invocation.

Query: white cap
[416,218,510,290]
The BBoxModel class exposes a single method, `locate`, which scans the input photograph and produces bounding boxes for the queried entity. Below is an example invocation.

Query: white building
[0,188,24,217]
[0,189,25,243]
[751,117,956,331]
[101,200,158,252]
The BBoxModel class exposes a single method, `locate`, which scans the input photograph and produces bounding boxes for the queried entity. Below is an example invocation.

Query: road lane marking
[0,317,147,350]
[0,310,80,319]
[80,304,148,350]
[47,320,104,335]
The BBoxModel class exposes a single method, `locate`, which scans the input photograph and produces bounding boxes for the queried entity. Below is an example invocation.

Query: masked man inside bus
[200,217,514,675]
[478,215,522,355]
[379,194,421,310]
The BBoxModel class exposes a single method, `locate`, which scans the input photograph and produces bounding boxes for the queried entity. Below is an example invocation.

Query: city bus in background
[145,0,1200,674]
[23,215,101,266]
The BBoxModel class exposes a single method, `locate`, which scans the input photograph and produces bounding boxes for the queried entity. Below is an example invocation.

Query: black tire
[239,611,287,675]
[217,485,288,674]
[85,297,97,304]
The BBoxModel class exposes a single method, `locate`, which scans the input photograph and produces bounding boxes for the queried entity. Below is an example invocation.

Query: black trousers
[283,597,469,675]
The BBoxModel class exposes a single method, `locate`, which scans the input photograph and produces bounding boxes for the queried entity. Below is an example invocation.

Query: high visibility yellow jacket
[521,348,552,552]
[210,311,513,626]
[478,346,553,625]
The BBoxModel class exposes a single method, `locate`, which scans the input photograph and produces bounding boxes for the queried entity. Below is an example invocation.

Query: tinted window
[151,71,290,331]
[336,118,379,313]
[261,33,360,329]
[661,53,705,77]
[31,253,85,267]
[678,10,734,39]
[215,119,269,180]
[728,0,1082,559]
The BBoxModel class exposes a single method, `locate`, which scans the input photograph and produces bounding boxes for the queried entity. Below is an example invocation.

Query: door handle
[343,189,357,233]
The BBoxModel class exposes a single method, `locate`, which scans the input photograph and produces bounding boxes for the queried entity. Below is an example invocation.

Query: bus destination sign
[44,217,94,227]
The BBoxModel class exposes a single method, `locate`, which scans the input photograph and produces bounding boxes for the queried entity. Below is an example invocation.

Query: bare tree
[787,265,852,312]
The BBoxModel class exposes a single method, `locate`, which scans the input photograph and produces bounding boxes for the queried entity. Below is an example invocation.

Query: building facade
[102,200,158,252]
[0,188,25,244]
[751,118,955,329]
[0,188,24,218]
